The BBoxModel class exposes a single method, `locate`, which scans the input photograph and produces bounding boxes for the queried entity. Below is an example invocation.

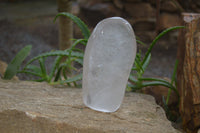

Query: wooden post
[177,13,200,133]
[57,0,73,50]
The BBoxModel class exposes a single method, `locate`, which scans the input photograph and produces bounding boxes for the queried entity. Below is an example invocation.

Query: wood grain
[177,13,200,133]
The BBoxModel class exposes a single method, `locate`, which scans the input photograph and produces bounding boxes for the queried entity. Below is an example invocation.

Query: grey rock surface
[0,80,180,133]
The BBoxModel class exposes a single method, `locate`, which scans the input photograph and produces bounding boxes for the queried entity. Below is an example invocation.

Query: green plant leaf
[62,68,71,87]
[141,81,173,88]
[54,12,90,39]
[54,65,63,82]
[61,74,82,84]
[131,67,137,71]
[139,78,179,96]
[24,50,84,68]
[166,60,179,104]
[21,64,42,77]
[71,48,84,53]
[18,70,42,77]
[171,60,178,84]
[72,39,87,46]
[136,40,146,46]
[162,96,169,113]
[4,45,32,79]
[127,83,142,91]
[48,56,62,82]
[39,58,47,77]
[33,78,47,82]
[74,58,83,66]
[129,75,138,83]
[142,53,151,71]
[71,39,88,49]
[142,26,185,65]
[54,63,68,82]
[134,53,144,73]
[25,65,42,74]
[139,77,170,83]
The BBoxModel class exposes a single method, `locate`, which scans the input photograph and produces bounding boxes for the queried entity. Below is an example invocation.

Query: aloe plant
[128,26,184,97]
[17,13,90,86]
[128,26,184,122]
[19,40,85,85]
[54,12,90,40]
[3,45,32,80]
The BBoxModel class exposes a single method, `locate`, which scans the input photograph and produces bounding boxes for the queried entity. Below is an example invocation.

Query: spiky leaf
[25,50,84,68]
[4,45,32,79]
[54,12,90,39]
[61,74,82,84]
[142,26,185,65]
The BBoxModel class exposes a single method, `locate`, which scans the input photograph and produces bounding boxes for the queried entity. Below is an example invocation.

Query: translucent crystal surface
[82,17,137,112]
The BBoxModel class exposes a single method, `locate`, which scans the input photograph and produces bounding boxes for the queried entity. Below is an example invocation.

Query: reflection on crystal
[82,17,137,112]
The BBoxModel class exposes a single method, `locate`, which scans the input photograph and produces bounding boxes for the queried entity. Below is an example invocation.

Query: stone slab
[0,80,180,133]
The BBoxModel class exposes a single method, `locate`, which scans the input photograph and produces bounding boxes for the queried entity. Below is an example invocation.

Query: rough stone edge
[0,109,105,133]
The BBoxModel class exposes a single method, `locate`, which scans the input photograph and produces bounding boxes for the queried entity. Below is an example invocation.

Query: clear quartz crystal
[82,17,137,112]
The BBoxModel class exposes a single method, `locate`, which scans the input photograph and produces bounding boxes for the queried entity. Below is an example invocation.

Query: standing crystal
[82,17,137,112]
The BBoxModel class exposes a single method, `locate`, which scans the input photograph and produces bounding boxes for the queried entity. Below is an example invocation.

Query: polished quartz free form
[82,17,137,112]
